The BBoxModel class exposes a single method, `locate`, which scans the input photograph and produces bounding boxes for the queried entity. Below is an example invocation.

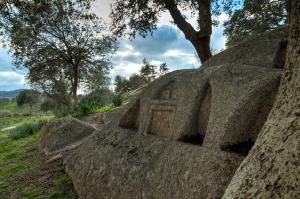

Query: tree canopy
[224,0,287,47]
[16,90,40,108]
[114,59,169,93]
[111,0,241,63]
[0,0,115,103]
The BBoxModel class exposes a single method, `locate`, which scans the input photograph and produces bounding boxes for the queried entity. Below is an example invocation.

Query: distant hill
[0,89,26,99]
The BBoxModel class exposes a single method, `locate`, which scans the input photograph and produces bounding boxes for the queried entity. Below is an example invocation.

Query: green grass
[0,163,29,178]
[54,175,73,187]
[0,110,77,198]
[0,101,41,115]
[8,117,52,140]
[94,104,114,113]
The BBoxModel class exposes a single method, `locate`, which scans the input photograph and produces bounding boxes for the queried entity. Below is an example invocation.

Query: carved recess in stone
[145,100,177,138]
[119,99,140,129]
[178,83,212,146]
[198,83,212,137]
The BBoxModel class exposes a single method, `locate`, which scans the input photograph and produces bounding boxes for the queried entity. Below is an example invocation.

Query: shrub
[74,90,113,116]
[112,93,123,107]
[40,99,56,112]
[75,100,96,116]
[8,118,51,140]
[16,90,40,108]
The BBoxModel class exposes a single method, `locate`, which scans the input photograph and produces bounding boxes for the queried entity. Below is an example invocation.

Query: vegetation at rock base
[0,101,77,199]
[112,93,123,107]
[0,0,297,198]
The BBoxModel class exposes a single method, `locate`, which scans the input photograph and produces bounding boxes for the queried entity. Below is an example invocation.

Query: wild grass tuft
[8,117,52,140]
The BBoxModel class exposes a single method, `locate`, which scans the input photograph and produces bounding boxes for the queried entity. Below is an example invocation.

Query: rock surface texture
[59,29,288,198]
[38,117,95,154]
[222,7,300,199]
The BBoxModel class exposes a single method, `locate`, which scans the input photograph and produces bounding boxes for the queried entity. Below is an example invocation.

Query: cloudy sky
[0,0,228,91]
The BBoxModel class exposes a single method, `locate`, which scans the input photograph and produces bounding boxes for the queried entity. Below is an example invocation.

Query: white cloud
[164,49,192,57]
[0,1,229,91]
[110,62,141,78]
[0,71,28,91]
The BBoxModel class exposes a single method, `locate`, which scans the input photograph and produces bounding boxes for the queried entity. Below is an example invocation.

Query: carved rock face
[63,29,288,199]
[120,64,281,152]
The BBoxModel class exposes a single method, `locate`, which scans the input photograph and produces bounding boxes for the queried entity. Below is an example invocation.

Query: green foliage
[111,0,241,38]
[75,99,96,116]
[111,0,241,61]
[3,151,27,161]
[0,163,29,178]
[54,175,73,187]
[0,112,77,198]
[114,75,130,93]
[0,0,115,103]
[40,98,56,112]
[94,104,114,113]
[0,98,10,104]
[74,89,113,116]
[159,62,169,75]
[0,101,41,115]
[8,117,51,140]
[114,59,169,94]
[140,58,157,84]
[16,90,39,108]
[224,0,287,47]
[112,93,123,107]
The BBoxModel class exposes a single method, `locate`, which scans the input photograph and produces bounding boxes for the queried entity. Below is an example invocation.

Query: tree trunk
[222,0,300,198]
[71,65,79,98]
[164,0,212,63]
[191,35,212,62]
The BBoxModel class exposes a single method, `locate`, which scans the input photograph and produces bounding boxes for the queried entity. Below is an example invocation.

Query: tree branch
[164,0,198,40]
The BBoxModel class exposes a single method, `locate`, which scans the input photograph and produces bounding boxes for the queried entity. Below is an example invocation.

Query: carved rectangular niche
[145,100,177,138]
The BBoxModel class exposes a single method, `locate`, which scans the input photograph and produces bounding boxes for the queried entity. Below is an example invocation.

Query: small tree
[140,59,157,84]
[16,90,39,110]
[114,75,130,93]
[0,0,115,102]
[128,74,144,90]
[159,62,169,75]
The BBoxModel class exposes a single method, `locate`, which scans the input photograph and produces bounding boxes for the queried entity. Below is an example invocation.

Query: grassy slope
[0,101,41,115]
[0,102,77,199]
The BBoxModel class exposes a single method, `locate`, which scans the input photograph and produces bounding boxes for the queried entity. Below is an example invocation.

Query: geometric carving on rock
[198,83,212,137]
[178,83,212,146]
[145,100,176,138]
[119,99,140,129]
[155,80,175,100]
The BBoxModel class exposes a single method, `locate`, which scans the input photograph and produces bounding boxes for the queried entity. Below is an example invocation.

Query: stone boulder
[65,128,243,199]
[38,117,95,154]
[63,29,287,199]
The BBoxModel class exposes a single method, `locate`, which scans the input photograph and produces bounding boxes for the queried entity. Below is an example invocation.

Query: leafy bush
[75,100,96,116]
[94,104,113,113]
[40,99,56,112]
[112,93,123,107]
[74,90,113,116]
[16,90,40,108]
[8,118,51,140]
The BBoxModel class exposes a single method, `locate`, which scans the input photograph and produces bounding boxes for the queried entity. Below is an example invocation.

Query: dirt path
[78,107,123,129]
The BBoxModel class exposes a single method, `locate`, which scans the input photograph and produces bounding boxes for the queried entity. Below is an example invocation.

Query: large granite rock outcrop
[61,29,287,198]
[38,117,95,154]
